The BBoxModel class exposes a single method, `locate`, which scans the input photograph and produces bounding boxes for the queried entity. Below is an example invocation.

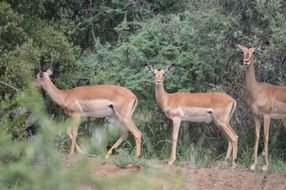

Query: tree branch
[0,81,19,92]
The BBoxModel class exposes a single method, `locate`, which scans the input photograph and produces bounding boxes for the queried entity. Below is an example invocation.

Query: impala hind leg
[120,117,141,157]
[251,116,262,171]
[225,140,232,161]
[105,129,129,159]
[227,123,238,167]
[214,119,233,161]
[168,117,181,165]
[218,126,233,162]
[281,118,286,133]
[68,114,81,155]
[212,122,232,161]
[213,116,238,168]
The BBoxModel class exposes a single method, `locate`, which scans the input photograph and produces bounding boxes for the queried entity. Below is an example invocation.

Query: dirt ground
[63,156,286,190]
[182,167,286,190]
[94,163,286,190]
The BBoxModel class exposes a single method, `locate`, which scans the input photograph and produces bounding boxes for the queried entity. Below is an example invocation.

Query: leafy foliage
[0,88,90,189]
[0,1,286,188]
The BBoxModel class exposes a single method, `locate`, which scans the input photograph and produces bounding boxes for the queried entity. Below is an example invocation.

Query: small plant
[267,155,286,173]
[112,148,145,168]
[176,143,213,168]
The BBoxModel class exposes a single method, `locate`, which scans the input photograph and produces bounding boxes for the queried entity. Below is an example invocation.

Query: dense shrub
[0,1,285,183]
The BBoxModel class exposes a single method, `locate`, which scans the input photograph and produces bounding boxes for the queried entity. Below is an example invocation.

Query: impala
[236,44,286,171]
[146,65,238,167]
[35,69,141,158]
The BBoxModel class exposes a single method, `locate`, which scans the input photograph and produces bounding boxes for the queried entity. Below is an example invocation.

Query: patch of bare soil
[182,168,286,190]
[61,155,286,190]
[88,159,286,190]
[61,155,140,178]
[91,161,140,178]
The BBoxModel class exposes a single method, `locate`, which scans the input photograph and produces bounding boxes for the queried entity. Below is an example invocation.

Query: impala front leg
[68,114,81,155]
[251,116,261,171]
[262,115,270,171]
[168,118,181,165]
[67,129,83,154]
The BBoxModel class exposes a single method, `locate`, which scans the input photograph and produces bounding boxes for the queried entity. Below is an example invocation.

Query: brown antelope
[146,65,238,167]
[35,69,141,158]
[236,44,286,171]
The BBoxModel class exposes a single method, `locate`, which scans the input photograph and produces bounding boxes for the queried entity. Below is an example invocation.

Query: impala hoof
[105,154,110,159]
[262,165,268,172]
[231,163,237,169]
[77,149,84,154]
[250,164,256,171]
[167,160,174,165]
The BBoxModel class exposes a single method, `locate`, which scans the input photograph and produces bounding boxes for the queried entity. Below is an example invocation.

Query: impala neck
[155,83,168,110]
[42,77,66,107]
[246,60,259,98]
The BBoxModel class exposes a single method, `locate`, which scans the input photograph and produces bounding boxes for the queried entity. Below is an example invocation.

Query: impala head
[145,65,175,85]
[236,44,261,66]
[35,69,53,88]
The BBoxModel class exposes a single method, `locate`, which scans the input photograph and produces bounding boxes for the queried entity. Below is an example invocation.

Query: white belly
[270,113,286,120]
[182,114,213,123]
[272,99,286,114]
[78,99,114,118]
[181,107,213,123]
[82,107,114,118]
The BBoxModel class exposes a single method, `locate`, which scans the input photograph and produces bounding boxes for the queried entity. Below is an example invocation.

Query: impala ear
[235,44,247,52]
[255,45,261,51]
[37,72,43,79]
[46,69,53,76]
[164,64,175,73]
[145,64,154,72]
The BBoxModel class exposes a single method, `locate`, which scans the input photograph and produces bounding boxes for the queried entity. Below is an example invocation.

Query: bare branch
[0,80,19,92]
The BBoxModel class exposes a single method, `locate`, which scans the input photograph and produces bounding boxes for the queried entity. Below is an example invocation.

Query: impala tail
[230,100,237,119]
[130,98,138,116]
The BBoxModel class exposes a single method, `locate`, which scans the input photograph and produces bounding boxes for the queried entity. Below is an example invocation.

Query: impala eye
[253,51,256,54]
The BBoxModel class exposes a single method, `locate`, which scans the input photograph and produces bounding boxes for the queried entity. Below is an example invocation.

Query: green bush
[0,88,91,189]
[1,0,286,175]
